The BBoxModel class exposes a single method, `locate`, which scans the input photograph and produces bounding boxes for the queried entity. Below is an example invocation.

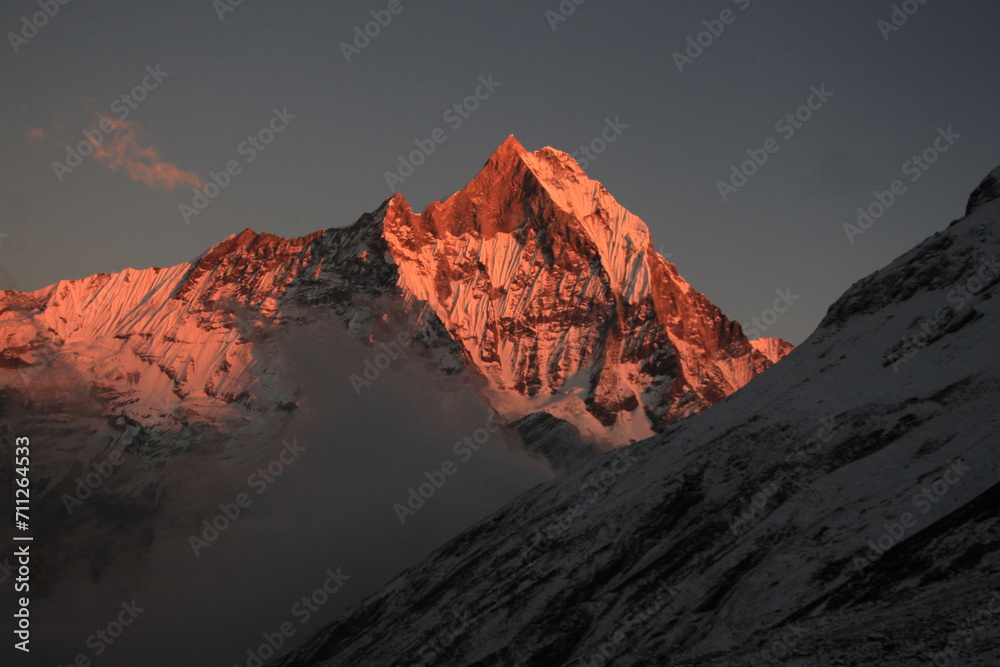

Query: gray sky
[1,0,998,344]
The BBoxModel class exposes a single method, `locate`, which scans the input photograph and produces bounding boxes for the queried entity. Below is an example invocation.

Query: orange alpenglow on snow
[0,135,790,463]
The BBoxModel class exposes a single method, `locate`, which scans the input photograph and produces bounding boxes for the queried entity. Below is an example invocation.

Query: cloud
[19,314,550,666]
[88,113,202,189]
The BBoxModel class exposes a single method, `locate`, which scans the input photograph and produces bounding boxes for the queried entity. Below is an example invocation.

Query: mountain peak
[490,134,528,163]
[229,228,259,243]
[484,136,589,191]
[376,138,783,442]
[1,137,787,469]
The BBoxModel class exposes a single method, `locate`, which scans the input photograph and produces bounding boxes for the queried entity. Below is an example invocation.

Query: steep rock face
[382,136,779,445]
[274,167,1000,667]
[0,136,785,459]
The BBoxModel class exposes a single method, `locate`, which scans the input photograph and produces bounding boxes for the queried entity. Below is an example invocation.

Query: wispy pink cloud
[88,114,202,189]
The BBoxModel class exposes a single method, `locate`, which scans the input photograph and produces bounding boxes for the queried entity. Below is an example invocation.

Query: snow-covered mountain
[0,136,786,471]
[749,337,795,364]
[382,136,785,448]
[273,168,1000,666]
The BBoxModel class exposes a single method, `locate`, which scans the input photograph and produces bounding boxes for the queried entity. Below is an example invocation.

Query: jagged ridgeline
[0,136,788,469]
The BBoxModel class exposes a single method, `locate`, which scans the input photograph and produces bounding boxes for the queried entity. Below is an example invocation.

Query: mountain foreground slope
[275,169,1000,666]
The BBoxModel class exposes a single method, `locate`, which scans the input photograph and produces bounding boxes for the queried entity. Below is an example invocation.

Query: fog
[13,316,550,666]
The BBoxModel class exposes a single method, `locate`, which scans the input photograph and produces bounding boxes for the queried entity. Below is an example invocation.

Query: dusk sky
[1,0,998,344]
